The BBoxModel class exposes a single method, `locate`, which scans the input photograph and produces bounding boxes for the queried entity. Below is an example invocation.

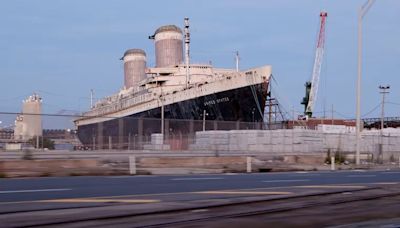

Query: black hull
[77,82,268,148]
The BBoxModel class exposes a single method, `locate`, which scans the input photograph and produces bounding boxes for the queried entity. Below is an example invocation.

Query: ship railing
[81,92,157,119]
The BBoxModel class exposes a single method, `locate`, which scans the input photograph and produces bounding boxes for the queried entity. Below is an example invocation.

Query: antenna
[235,51,240,72]
[90,89,94,108]
[184,17,190,88]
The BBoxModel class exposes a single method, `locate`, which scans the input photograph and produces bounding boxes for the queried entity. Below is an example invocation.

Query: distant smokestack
[150,25,183,68]
[121,49,147,88]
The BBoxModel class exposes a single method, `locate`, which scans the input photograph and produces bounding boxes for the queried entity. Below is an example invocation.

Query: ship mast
[184,17,190,88]
[235,51,240,72]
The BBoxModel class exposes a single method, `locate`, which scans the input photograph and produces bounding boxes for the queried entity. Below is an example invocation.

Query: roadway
[1,170,400,203]
[1,170,400,227]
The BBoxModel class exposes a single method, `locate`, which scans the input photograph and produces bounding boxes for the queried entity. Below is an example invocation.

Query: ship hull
[77,81,268,148]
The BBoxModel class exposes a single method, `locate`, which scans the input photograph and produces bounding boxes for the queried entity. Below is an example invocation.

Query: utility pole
[161,99,164,136]
[268,98,273,129]
[356,0,376,165]
[202,110,208,131]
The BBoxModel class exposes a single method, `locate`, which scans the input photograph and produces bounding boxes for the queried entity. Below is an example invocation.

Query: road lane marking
[380,172,400,174]
[2,182,386,205]
[289,174,321,177]
[372,182,398,185]
[297,185,367,189]
[346,175,377,178]
[41,198,159,203]
[171,177,224,181]
[262,179,310,183]
[106,176,138,178]
[195,191,292,195]
[0,188,71,194]
[191,209,209,213]
[342,192,353,195]
[106,175,159,178]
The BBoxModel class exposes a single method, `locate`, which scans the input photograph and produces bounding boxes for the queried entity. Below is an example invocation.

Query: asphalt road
[1,170,400,227]
[1,169,400,203]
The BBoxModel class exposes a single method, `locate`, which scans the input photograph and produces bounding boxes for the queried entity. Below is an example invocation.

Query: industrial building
[13,94,43,140]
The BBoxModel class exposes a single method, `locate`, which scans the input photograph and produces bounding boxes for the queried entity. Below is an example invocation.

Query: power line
[362,102,381,117]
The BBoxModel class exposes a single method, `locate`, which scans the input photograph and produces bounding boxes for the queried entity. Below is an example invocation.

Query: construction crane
[301,11,328,119]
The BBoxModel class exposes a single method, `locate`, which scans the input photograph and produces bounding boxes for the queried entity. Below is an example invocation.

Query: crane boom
[302,12,327,118]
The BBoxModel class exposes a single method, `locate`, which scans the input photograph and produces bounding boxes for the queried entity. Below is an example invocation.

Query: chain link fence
[1,112,400,165]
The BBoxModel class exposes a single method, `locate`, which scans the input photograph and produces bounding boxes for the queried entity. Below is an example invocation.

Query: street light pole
[378,85,389,163]
[379,85,390,130]
[356,0,376,165]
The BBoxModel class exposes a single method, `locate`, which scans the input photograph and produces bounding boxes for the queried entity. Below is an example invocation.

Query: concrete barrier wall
[0,156,252,177]
[0,159,112,177]
[190,129,324,153]
[189,129,400,156]
[136,156,248,174]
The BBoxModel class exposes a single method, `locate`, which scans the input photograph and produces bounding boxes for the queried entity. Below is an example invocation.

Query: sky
[0,0,399,128]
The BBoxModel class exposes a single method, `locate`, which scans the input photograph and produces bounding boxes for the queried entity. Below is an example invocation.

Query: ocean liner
[74,18,271,147]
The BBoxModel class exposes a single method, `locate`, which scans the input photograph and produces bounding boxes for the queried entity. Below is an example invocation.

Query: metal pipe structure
[184,17,190,88]
[356,0,376,165]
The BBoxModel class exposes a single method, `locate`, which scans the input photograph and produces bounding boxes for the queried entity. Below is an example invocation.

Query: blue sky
[0,0,399,127]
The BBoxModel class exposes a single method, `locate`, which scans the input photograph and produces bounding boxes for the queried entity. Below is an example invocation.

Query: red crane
[301,11,328,119]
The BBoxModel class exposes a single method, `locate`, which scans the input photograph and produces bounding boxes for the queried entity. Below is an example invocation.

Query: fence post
[128,133,131,150]
[36,135,39,149]
[246,156,252,173]
[129,155,136,175]
[133,135,137,150]
[331,156,335,171]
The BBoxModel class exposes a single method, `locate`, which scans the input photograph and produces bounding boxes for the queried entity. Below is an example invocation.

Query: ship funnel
[122,49,146,88]
[151,25,183,68]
